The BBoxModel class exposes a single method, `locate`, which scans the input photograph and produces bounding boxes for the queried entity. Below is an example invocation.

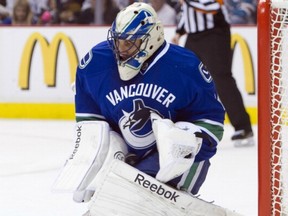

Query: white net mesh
[270,2,288,215]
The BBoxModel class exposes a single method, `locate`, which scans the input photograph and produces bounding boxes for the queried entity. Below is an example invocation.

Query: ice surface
[0,119,257,216]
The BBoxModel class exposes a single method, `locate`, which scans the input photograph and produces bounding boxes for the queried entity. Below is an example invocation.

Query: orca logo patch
[119,99,160,149]
[199,63,212,83]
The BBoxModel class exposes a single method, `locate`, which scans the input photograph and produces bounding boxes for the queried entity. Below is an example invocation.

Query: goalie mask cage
[258,0,288,216]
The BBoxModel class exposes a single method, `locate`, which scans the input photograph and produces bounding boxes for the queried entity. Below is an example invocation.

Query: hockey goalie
[53,116,241,216]
[53,2,242,216]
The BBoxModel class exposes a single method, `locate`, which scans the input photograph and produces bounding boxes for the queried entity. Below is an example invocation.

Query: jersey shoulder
[164,43,214,86]
[165,43,201,68]
[77,41,117,77]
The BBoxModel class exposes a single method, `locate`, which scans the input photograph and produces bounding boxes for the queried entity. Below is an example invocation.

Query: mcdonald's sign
[18,32,78,90]
[231,33,255,95]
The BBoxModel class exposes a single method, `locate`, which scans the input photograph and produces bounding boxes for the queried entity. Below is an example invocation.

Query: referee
[172,0,254,147]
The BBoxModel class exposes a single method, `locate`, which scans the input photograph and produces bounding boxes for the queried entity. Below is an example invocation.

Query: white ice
[0,119,257,216]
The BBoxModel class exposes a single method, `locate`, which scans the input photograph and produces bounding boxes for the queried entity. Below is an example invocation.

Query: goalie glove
[151,112,203,183]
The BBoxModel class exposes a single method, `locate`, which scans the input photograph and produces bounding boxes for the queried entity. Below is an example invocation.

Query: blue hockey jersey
[74,40,225,162]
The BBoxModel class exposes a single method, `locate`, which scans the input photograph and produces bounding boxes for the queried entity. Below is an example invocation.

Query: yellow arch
[19,32,78,89]
[231,33,255,94]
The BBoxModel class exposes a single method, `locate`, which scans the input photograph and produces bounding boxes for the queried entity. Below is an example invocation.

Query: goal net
[258,0,288,216]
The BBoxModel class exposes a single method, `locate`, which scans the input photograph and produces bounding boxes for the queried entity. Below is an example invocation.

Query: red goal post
[258,0,288,216]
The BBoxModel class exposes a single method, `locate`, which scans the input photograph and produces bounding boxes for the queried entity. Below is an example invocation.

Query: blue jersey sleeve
[75,66,104,122]
[164,45,225,161]
[74,44,110,122]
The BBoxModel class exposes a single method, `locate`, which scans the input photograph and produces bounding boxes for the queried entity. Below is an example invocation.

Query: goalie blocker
[87,159,243,216]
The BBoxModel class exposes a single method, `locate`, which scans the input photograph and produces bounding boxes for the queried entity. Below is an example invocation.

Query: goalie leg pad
[52,121,110,192]
[52,121,128,202]
[86,131,128,191]
[87,160,243,216]
[73,131,128,202]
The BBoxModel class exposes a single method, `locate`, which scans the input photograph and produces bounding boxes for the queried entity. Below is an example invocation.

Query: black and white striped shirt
[176,0,230,34]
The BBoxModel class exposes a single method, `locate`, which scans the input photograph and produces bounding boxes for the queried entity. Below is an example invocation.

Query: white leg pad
[88,160,243,216]
[52,121,111,192]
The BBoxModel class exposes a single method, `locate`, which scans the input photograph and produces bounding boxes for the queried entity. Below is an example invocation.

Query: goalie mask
[107,2,165,81]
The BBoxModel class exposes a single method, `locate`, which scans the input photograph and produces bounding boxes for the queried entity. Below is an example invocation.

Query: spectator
[12,0,34,25]
[0,4,12,24]
[38,0,60,25]
[166,0,182,22]
[58,0,82,24]
[225,0,257,25]
[7,0,48,24]
[29,0,49,23]
[79,0,119,25]
[102,0,120,24]
[149,0,177,25]
[172,0,254,147]
[0,0,6,7]
[78,0,94,24]
[114,0,134,9]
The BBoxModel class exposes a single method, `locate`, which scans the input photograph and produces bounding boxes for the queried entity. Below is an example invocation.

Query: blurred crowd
[0,0,256,26]
[226,0,257,24]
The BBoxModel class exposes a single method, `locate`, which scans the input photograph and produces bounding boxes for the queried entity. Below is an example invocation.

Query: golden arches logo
[18,32,78,89]
[231,33,255,94]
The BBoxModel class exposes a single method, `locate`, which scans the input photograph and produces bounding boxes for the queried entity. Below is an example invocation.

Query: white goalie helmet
[107,2,165,81]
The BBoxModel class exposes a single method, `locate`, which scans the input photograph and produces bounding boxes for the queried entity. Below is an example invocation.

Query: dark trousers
[185,27,252,132]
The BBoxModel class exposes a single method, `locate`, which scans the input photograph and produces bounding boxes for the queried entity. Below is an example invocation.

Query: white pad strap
[151,113,203,183]
[88,160,242,216]
[52,121,110,192]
